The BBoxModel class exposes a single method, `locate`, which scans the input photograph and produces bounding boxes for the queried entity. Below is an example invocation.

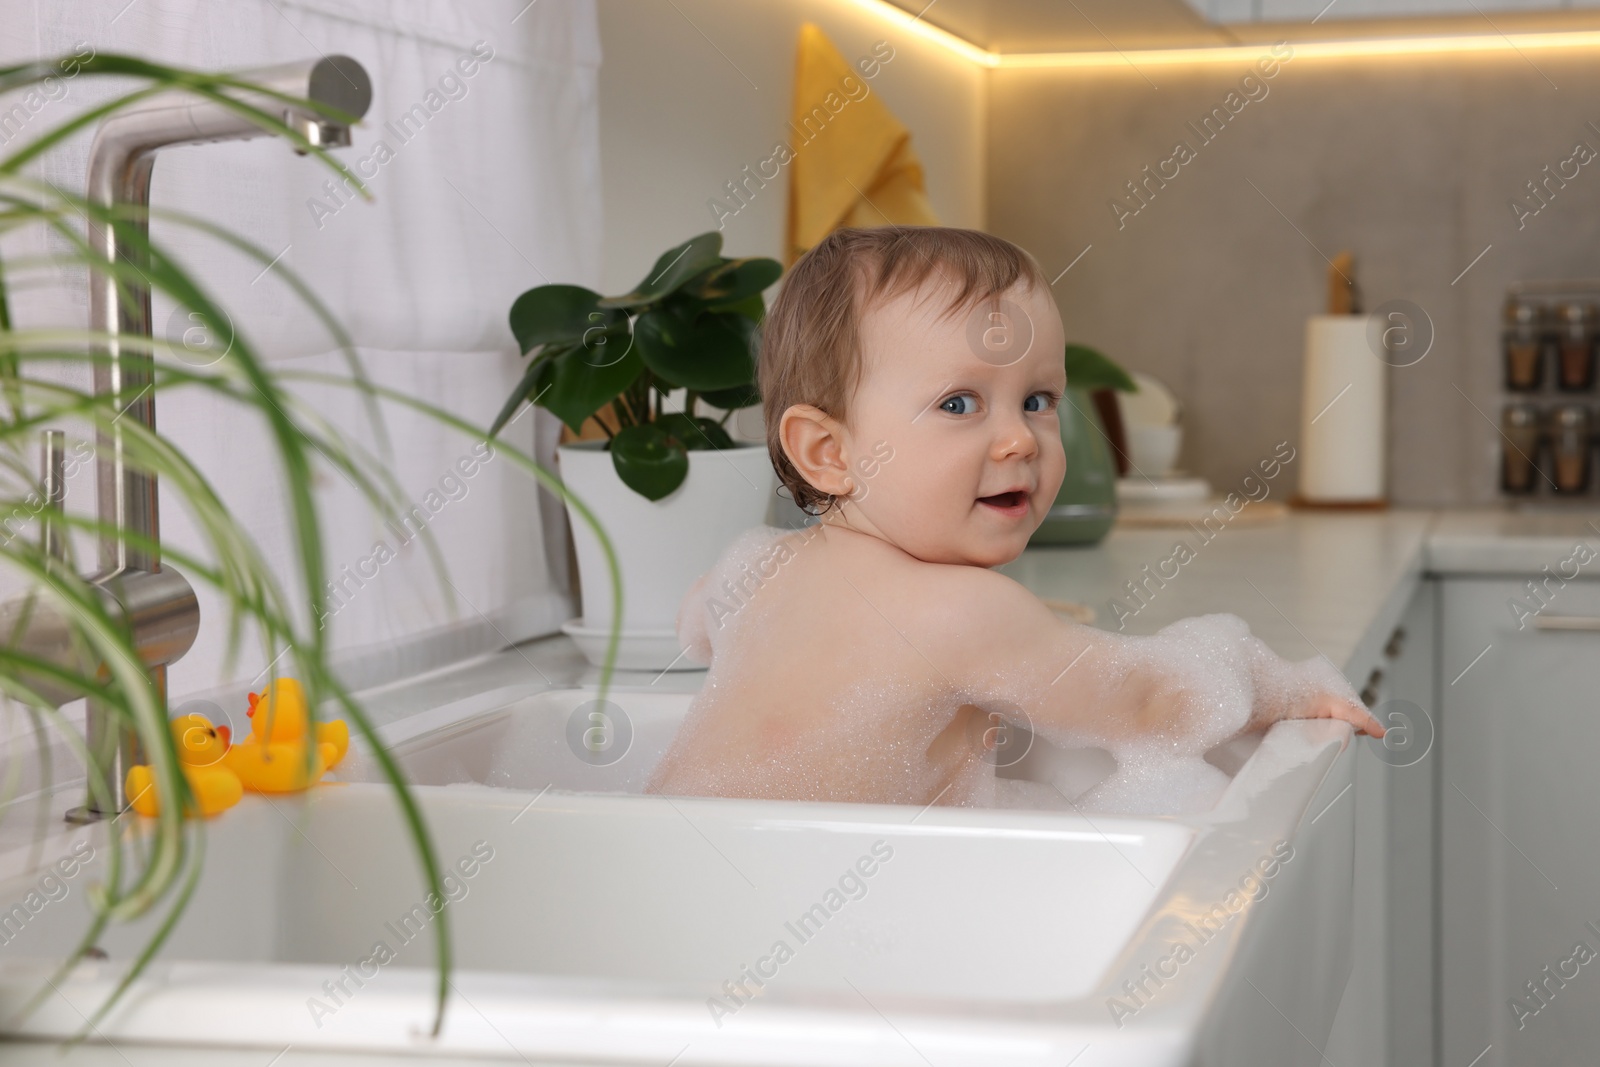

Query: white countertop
[995,506,1600,686]
[1426,507,1600,575]
[1002,510,1434,684]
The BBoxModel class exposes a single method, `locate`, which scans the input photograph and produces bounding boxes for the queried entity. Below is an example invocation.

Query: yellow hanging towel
[786,24,939,264]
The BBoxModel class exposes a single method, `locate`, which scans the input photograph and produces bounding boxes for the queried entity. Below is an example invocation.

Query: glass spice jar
[1503,296,1544,391]
[1556,300,1598,392]
[1550,405,1593,493]
[1501,404,1543,494]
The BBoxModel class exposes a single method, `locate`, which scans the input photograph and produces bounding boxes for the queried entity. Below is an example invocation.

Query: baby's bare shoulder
[912,556,1037,599]
[897,558,1056,634]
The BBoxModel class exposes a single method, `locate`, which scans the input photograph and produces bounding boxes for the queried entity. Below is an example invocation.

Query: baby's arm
[923,566,1383,746]
[676,570,715,666]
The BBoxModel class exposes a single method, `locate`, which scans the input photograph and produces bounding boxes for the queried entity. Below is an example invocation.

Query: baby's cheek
[1040,436,1067,496]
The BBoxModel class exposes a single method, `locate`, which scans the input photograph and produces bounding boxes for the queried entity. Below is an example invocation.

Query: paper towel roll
[1299,315,1386,503]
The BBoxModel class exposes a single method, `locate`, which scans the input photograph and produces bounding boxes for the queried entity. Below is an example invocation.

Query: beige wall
[988,47,1600,506]
[595,0,985,295]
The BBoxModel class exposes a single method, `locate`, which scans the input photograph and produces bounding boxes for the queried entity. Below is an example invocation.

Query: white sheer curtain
[0,0,600,697]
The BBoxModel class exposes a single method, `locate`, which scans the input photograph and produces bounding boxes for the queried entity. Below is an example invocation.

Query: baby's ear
[778,404,854,499]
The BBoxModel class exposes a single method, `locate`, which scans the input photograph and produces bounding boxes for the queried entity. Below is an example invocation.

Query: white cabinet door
[1385,584,1438,1067]
[1440,578,1600,1067]
[1325,583,1437,1067]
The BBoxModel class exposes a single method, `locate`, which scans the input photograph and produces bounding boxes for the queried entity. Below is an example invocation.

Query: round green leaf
[654,412,736,451]
[541,337,642,433]
[611,423,690,500]
[490,343,570,436]
[1064,343,1137,393]
[684,257,782,307]
[599,232,723,310]
[699,382,761,410]
[633,307,755,392]
[508,285,624,355]
[711,293,768,322]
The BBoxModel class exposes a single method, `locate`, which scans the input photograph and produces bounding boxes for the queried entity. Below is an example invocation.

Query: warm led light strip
[849,0,1600,69]
[845,0,997,65]
[998,29,1600,68]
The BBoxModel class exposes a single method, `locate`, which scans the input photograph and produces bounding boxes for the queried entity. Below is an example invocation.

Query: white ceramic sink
[339,685,1261,808]
[0,683,1359,1066]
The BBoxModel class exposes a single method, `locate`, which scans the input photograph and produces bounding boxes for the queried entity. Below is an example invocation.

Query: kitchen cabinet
[1438,577,1600,1067]
[1325,583,1437,1067]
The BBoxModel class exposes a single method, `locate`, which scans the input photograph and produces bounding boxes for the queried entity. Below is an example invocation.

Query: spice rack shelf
[1501,281,1600,497]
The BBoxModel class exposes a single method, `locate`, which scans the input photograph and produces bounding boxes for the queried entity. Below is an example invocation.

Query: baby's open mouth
[977,489,1028,513]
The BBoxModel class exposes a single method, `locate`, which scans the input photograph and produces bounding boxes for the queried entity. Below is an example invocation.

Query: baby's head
[761,226,1067,567]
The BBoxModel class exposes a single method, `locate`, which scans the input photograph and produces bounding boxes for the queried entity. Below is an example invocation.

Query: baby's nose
[991,418,1039,460]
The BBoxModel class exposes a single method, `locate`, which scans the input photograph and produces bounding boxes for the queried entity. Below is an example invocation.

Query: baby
[646,227,1381,810]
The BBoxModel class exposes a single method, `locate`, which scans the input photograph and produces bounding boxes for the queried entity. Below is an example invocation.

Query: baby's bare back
[646,525,996,805]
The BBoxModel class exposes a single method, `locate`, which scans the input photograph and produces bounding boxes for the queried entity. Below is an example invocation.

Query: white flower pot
[557,440,774,671]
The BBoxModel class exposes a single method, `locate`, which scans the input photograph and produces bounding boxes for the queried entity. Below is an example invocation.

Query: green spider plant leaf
[653,411,734,451]
[633,306,754,393]
[0,53,631,1047]
[610,422,689,500]
[682,256,782,307]
[508,284,626,355]
[598,231,722,309]
[0,52,628,1043]
[1063,343,1138,393]
[699,382,761,410]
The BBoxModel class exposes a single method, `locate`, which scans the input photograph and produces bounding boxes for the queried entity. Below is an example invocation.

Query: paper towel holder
[1293,254,1388,510]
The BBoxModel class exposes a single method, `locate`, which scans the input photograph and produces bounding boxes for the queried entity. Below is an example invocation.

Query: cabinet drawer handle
[1360,668,1383,707]
[1533,615,1600,632]
[1384,626,1406,659]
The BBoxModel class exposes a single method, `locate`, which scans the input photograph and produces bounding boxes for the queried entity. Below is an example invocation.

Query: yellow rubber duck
[222,678,348,793]
[125,713,244,818]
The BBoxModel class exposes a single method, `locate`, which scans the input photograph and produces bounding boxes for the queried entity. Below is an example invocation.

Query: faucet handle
[39,429,65,565]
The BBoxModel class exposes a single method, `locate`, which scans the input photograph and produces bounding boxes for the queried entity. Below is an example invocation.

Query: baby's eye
[1024,391,1060,413]
[939,394,978,415]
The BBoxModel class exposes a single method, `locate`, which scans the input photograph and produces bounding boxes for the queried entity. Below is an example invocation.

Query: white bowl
[1127,423,1182,478]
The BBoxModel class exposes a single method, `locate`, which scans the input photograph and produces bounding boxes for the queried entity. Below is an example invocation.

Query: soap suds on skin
[677,525,808,666]
[662,525,1360,817]
[990,615,1361,815]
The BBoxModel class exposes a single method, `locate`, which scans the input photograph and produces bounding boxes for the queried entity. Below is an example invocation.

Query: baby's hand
[1260,690,1386,738]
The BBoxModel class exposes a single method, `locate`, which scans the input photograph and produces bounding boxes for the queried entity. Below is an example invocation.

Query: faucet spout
[86,55,372,576]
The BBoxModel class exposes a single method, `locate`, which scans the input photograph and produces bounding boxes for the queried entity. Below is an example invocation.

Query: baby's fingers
[1309,693,1386,737]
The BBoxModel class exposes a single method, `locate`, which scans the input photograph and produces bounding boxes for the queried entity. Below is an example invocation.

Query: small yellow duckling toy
[125,713,244,818]
[222,678,348,793]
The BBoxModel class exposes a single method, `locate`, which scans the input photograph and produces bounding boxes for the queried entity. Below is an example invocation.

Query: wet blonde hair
[759,226,1048,514]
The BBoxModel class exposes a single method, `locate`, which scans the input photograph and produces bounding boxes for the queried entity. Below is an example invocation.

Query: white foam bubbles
[1018,613,1360,816]
[676,524,808,665]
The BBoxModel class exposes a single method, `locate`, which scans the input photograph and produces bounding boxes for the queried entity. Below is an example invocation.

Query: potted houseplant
[491,232,781,670]
[1030,343,1138,547]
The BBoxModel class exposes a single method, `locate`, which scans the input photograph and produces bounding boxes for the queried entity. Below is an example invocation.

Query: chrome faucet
[33,55,372,820]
